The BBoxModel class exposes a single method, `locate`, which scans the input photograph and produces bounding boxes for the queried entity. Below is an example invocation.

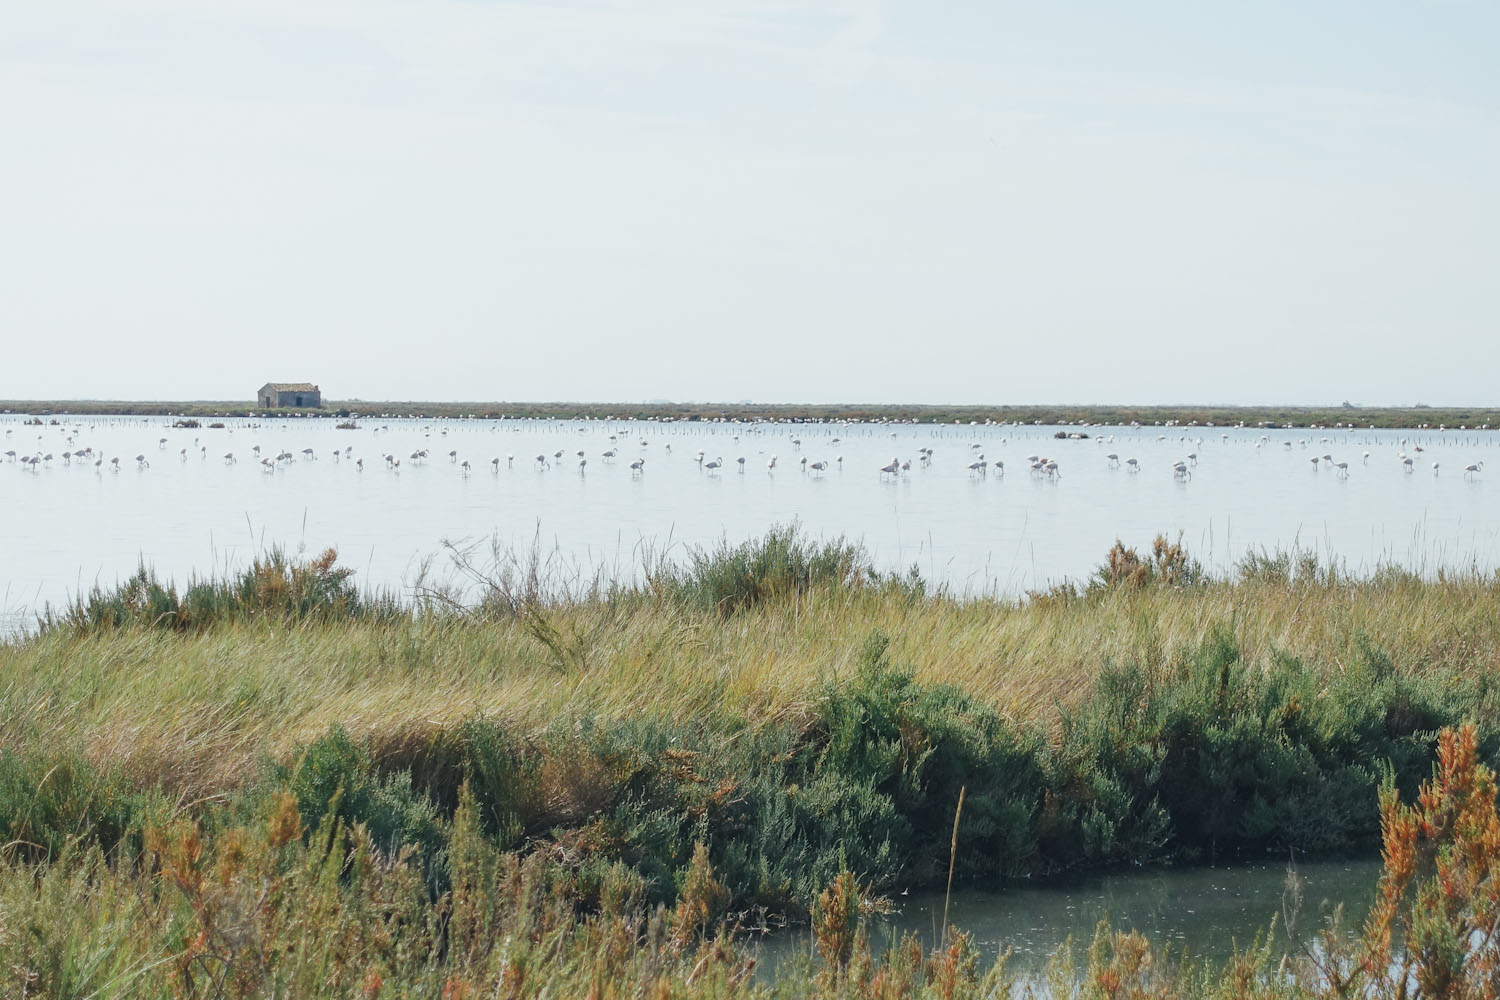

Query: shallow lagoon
[1,414,1494,629]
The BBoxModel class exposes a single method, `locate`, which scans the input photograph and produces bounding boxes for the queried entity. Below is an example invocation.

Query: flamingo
[880,457,900,478]
[629,458,645,475]
[1105,453,1120,467]
[967,456,986,476]
[223,452,236,464]
[767,455,777,472]
[810,460,828,475]
[705,457,722,473]
[1464,461,1484,478]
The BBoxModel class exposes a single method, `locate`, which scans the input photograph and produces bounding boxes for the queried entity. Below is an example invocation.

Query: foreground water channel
[1,413,1495,631]
[756,858,1382,981]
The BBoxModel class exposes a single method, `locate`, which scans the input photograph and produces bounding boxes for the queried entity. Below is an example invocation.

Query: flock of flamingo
[1,421,1489,483]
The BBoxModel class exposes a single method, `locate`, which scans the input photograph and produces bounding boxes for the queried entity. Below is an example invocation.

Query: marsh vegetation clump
[45,547,402,633]
[652,523,872,616]
[1096,534,1205,590]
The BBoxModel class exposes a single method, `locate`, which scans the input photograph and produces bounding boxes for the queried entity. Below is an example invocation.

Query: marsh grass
[5,532,1500,993]
[650,524,876,616]
[43,547,403,633]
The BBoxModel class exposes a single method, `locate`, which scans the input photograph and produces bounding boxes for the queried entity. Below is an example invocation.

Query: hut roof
[261,382,319,392]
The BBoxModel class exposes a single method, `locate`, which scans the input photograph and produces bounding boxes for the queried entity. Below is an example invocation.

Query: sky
[1,1,1497,406]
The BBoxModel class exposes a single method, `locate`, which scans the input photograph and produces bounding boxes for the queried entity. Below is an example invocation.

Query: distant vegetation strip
[5,531,1500,993]
[3,398,1497,428]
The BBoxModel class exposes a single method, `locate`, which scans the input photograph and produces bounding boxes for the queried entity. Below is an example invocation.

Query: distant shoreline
[1,399,1495,430]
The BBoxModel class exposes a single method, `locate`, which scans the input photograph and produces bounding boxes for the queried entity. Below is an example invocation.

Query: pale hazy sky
[2,1,1496,405]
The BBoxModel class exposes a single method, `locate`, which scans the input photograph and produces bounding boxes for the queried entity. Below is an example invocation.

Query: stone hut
[257,382,322,408]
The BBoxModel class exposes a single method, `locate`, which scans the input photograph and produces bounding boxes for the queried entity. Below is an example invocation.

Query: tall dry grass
[4,550,1498,798]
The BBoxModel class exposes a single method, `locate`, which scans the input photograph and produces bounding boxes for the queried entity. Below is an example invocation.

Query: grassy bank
[4,398,1498,428]
[4,534,1500,995]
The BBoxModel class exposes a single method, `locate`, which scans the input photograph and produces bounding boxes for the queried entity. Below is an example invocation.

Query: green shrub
[44,548,402,633]
[0,749,162,862]
[277,726,443,872]
[815,632,1045,883]
[655,523,869,616]
[1048,626,1492,865]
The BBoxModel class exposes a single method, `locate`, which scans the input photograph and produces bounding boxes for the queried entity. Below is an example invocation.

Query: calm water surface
[1,414,1495,629]
[756,858,1381,980]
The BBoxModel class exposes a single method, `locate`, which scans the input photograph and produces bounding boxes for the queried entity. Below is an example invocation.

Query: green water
[757,858,1382,978]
